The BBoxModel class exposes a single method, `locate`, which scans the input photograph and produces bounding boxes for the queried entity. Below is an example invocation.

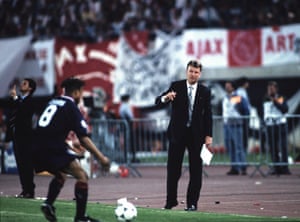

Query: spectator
[222,81,249,175]
[185,8,206,29]
[197,0,222,27]
[119,94,139,163]
[263,81,291,175]
[170,8,186,33]
[1,0,299,41]
[235,77,251,152]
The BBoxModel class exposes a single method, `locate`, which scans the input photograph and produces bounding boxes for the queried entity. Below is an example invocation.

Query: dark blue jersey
[36,96,88,141]
[33,96,89,173]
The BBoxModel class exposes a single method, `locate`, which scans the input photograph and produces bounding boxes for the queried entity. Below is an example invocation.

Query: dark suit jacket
[0,96,51,141]
[155,80,212,149]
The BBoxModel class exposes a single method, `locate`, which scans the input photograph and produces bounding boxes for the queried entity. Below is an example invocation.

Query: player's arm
[79,136,110,171]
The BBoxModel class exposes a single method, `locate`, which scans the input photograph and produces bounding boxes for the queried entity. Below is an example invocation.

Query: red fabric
[228,29,261,67]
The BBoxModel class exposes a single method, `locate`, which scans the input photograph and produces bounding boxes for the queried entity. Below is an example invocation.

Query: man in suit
[155,60,213,211]
[8,78,37,198]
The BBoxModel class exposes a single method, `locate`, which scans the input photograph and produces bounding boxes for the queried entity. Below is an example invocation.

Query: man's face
[186,65,201,85]
[225,82,234,94]
[267,85,277,97]
[73,88,83,104]
[19,80,32,94]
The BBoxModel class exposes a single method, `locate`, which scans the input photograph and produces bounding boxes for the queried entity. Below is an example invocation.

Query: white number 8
[38,104,58,127]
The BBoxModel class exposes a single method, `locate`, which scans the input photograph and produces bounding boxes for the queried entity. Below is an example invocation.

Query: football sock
[75,181,88,218]
[46,177,64,205]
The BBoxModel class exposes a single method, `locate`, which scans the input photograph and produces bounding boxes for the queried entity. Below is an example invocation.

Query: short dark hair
[24,78,36,95]
[61,77,85,94]
[186,60,202,71]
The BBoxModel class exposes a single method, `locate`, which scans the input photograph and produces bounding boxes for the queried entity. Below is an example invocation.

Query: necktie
[187,86,193,126]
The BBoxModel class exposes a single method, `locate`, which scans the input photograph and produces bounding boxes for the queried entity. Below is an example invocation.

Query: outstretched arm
[155,84,176,106]
[79,136,110,171]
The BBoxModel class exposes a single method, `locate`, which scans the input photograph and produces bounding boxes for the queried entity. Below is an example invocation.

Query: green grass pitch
[0,197,298,222]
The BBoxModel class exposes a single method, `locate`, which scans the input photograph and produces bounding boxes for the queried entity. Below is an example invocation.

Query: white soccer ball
[114,201,137,222]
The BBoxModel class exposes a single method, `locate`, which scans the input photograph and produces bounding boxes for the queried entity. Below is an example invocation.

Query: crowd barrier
[1,115,299,177]
[90,115,300,178]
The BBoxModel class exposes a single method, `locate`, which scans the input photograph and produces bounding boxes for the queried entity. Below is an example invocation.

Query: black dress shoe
[16,191,34,199]
[162,201,178,210]
[184,205,197,211]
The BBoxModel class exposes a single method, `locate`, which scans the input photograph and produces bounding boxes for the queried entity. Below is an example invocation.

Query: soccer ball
[115,201,137,222]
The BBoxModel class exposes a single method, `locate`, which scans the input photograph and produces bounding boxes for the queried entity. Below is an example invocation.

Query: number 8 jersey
[33,96,88,173]
[36,96,88,139]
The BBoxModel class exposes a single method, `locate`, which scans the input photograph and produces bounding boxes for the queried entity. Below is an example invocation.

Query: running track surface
[1,165,299,219]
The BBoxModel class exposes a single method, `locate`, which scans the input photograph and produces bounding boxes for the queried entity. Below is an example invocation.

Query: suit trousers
[166,127,203,207]
[13,133,35,194]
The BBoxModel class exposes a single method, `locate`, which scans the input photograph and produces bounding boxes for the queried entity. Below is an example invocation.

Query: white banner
[113,31,183,107]
[16,39,55,96]
[262,24,300,65]
[0,36,31,97]
[180,29,228,68]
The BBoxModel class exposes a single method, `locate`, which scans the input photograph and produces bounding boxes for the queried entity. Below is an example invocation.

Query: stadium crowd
[1,0,300,42]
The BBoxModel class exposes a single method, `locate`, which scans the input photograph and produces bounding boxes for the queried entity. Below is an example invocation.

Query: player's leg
[46,172,67,205]
[41,172,66,222]
[63,160,99,221]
